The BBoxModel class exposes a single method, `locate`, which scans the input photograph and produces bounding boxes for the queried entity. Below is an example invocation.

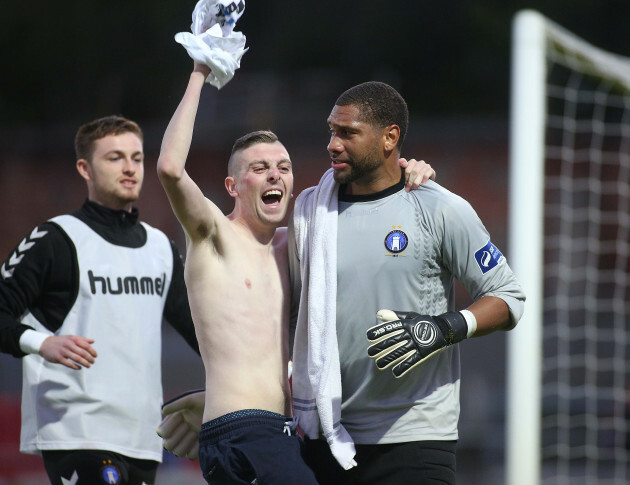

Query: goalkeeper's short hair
[335,81,409,150]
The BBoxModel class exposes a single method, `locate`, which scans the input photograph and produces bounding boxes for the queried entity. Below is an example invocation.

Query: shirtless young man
[157,63,316,485]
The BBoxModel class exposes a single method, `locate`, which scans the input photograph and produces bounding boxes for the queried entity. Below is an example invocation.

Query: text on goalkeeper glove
[366,310,468,378]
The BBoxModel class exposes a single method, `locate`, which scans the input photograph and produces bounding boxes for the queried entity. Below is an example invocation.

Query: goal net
[507,10,630,485]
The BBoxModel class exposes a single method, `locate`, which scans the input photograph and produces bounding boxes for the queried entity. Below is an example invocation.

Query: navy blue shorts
[198,409,319,485]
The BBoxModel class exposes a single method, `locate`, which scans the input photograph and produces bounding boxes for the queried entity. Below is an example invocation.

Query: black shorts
[198,409,318,485]
[41,449,158,485]
[303,438,457,485]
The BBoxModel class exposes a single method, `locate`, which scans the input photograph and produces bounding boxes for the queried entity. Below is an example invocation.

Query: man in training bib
[0,115,199,485]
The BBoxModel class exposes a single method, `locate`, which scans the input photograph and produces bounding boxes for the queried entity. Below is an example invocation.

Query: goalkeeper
[0,115,200,485]
[287,81,526,484]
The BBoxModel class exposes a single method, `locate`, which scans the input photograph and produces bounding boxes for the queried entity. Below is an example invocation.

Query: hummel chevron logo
[1,227,48,279]
[61,471,78,485]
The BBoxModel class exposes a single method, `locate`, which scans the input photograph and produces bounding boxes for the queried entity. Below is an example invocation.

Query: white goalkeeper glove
[157,389,205,459]
[367,309,472,378]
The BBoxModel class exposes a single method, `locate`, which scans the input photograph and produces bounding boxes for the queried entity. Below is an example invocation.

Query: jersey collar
[338,169,405,203]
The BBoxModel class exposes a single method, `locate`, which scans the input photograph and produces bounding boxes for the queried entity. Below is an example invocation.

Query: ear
[76,159,91,182]
[382,124,401,153]
[225,176,238,198]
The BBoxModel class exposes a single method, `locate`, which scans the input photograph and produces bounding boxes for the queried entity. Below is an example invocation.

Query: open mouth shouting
[262,189,283,207]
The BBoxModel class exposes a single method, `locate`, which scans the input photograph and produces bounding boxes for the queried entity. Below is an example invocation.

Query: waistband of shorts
[200,409,295,441]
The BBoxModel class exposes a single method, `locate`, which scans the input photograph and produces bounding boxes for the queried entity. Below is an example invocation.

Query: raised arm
[157,64,223,242]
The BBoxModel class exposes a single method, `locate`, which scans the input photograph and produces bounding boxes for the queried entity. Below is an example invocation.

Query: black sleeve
[0,223,76,357]
[163,241,200,355]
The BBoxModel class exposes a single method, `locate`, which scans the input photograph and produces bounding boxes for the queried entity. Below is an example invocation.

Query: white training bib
[20,215,172,461]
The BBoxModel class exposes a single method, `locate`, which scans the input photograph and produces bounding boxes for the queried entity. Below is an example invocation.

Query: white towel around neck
[291,168,357,470]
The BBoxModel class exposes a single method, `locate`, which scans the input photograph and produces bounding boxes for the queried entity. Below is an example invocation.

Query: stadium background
[0,1,628,483]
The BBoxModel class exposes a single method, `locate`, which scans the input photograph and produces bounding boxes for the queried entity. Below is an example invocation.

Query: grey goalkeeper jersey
[290,177,525,445]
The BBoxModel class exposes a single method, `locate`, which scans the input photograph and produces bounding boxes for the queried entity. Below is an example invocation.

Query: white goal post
[507,9,630,485]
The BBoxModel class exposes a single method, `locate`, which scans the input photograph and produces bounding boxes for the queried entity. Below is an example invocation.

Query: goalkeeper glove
[157,389,205,459]
[366,309,470,378]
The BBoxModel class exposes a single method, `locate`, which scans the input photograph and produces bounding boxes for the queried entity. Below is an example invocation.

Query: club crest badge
[384,227,408,255]
[100,464,121,484]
